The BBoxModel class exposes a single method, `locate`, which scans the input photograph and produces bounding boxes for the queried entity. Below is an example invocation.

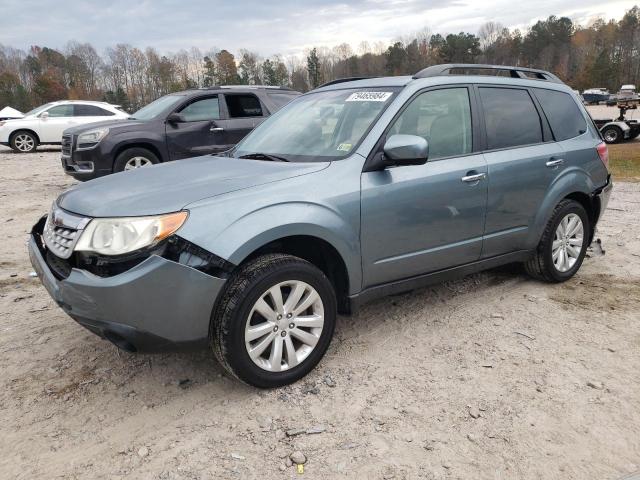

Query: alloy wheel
[14,134,35,152]
[552,213,584,273]
[124,156,152,170]
[245,280,324,372]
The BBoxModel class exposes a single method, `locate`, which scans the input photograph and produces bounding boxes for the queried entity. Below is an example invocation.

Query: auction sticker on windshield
[346,91,393,102]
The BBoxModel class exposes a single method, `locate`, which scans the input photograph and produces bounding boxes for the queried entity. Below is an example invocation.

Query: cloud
[0,0,635,58]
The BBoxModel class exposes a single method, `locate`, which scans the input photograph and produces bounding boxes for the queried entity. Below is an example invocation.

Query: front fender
[183,201,362,294]
[527,167,596,248]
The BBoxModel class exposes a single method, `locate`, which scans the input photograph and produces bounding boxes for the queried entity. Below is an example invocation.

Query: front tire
[10,130,38,153]
[113,147,159,172]
[211,254,337,388]
[525,199,590,283]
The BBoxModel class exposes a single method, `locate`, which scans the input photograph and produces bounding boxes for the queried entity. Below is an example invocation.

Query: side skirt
[348,250,534,313]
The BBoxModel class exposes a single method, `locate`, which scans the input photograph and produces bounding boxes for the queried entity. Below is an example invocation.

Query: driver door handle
[461,172,486,183]
[210,127,224,132]
[546,158,564,168]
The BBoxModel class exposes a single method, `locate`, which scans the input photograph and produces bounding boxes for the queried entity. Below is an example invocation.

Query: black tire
[211,253,337,388]
[601,125,622,144]
[524,199,590,283]
[113,147,159,172]
[9,130,38,153]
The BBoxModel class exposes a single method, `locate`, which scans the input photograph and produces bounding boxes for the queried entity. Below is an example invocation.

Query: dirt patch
[0,146,639,480]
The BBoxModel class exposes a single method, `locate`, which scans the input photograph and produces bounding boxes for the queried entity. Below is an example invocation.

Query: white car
[0,101,128,153]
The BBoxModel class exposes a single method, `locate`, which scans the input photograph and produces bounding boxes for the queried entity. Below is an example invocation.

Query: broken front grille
[43,205,90,260]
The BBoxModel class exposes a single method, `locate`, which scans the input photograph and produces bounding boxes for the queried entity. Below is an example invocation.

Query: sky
[0,0,636,58]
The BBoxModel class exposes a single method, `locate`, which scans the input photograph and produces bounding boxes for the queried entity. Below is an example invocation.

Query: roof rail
[413,64,563,84]
[198,85,294,91]
[318,77,377,88]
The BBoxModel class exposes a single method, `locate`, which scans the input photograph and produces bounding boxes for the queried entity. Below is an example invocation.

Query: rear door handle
[461,172,486,183]
[546,158,564,168]
[210,127,224,132]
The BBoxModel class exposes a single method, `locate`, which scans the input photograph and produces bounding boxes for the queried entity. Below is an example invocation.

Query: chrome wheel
[124,156,152,170]
[552,213,584,272]
[245,280,324,372]
[14,133,35,152]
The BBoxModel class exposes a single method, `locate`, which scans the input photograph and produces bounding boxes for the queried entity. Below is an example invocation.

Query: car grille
[43,205,90,260]
[61,134,73,156]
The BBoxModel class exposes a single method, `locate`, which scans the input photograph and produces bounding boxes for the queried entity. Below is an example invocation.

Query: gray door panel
[482,142,563,257]
[361,153,487,288]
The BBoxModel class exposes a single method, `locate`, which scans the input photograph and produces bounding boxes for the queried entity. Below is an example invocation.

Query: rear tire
[113,147,159,172]
[601,125,622,144]
[10,130,38,153]
[211,254,337,388]
[525,199,590,283]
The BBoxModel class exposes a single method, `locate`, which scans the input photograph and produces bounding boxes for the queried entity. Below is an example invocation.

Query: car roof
[49,100,118,106]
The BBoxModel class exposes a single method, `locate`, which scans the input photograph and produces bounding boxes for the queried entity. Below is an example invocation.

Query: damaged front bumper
[28,216,229,352]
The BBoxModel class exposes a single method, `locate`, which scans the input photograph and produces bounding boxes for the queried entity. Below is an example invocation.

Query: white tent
[0,106,23,119]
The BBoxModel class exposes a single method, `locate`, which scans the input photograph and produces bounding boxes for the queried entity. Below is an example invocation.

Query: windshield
[130,94,184,120]
[23,103,54,117]
[233,87,399,162]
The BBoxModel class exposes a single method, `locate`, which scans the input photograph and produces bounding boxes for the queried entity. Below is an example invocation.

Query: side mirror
[167,112,186,124]
[40,111,49,119]
[381,134,429,167]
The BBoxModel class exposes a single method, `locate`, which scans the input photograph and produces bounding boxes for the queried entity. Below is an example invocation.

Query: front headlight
[77,128,109,150]
[75,211,188,255]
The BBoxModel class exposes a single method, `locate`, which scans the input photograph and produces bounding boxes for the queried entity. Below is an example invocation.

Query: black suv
[61,86,300,180]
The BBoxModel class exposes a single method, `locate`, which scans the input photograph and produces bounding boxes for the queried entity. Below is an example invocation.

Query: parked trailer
[594,101,640,144]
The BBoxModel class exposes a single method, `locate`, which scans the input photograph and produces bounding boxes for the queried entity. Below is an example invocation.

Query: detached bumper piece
[29,217,229,352]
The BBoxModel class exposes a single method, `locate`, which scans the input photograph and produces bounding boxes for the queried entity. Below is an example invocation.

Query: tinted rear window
[225,94,263,117]
[479,87,543,150]
[533,88,587,141]
[75,104,114,116]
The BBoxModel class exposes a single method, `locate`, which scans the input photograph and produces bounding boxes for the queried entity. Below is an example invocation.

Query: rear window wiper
[238,152,290,162]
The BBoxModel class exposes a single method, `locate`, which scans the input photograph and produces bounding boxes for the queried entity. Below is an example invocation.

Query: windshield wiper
[238,152,290,162]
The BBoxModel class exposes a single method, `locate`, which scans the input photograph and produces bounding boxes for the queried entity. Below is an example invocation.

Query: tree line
[1,6,639,112]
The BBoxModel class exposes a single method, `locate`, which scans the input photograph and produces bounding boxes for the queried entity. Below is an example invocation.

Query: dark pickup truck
[61,86,300,180]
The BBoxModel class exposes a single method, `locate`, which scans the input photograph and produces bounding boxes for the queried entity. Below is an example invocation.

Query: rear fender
[526,168,596,248]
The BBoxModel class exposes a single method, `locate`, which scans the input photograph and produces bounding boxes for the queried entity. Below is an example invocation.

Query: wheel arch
[529,169,598,248]
[239,234,352,314]
[10,128,40,144]
[113,142,164,168]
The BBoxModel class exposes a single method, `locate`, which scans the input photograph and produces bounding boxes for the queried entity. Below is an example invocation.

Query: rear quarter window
[533,88,587,141]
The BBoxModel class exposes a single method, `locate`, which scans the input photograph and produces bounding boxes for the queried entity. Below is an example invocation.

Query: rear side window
[225,94,263,118]
[266,92,298,110]
[533,89,587,141]
[479,88,543,150]
[74,104,115,116]
[179,97,220,121]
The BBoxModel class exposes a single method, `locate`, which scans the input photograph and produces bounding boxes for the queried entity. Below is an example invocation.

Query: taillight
[596,142,609,170]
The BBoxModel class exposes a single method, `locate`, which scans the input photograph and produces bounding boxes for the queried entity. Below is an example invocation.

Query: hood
[64,118,146,135]
[58,156,329,217]
[0,106,23,119]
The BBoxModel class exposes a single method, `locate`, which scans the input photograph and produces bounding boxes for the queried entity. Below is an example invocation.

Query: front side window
[233,87,399,162]
[479,87,543,150]
[46,105,74,117]
[179,97,220,122]
[533,88,587,141]
[225,94,263,118]
[387,88,472,160]
[75,105,115,116]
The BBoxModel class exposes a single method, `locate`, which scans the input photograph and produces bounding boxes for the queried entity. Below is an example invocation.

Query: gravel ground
[0,146,639,480]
